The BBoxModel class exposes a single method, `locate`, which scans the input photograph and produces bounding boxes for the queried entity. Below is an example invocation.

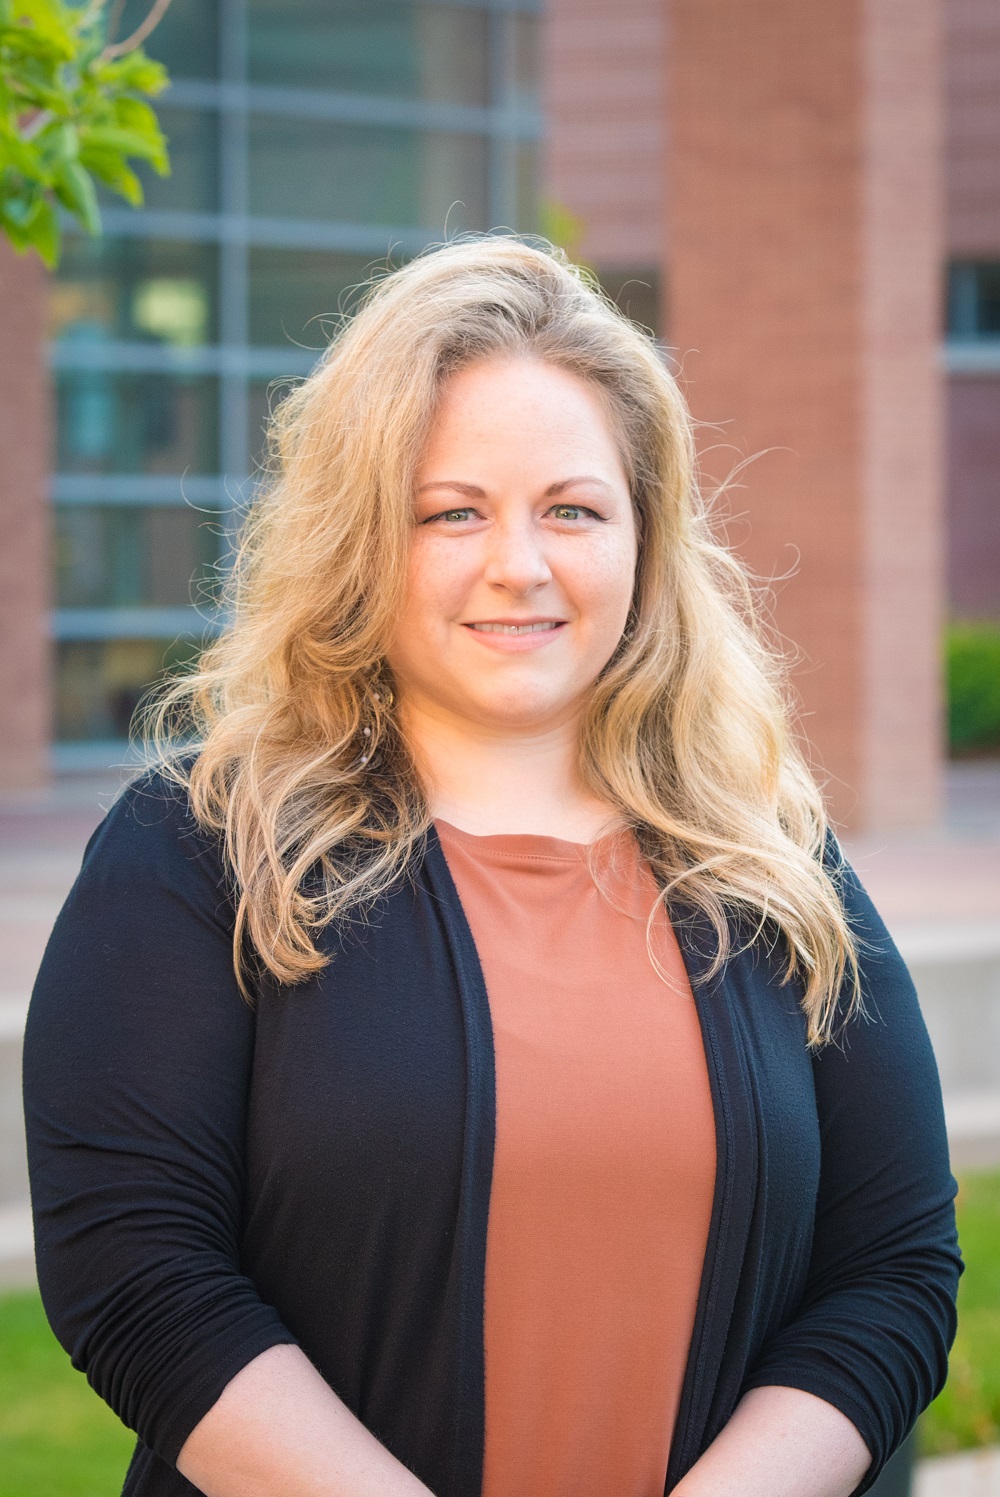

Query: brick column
[0,240,51,790]
[669,0,944,833]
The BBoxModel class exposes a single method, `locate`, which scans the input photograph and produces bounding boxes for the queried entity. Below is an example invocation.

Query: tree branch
[101,0,173,60]
[104,0,128,47]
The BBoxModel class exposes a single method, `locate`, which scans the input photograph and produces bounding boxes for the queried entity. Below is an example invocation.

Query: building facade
[48,0,541,766]
[544,0,1000,626]
[1,0,997,827]
[944,0,1000,619]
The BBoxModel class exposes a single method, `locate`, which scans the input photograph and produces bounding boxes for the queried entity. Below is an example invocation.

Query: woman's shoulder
[78,760,234,918]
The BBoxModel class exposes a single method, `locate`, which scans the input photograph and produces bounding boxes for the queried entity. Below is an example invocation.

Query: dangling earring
[358,677,394,766]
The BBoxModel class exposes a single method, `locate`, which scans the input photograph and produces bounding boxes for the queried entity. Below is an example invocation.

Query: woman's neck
[398,699,619,843]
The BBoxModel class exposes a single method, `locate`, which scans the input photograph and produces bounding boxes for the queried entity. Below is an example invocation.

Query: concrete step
[0,1199,34,1289]
[943,1091,1000,1172]
[0,998,29,1206]
[897,922,1000,1101]
[915,1445,1000,1497]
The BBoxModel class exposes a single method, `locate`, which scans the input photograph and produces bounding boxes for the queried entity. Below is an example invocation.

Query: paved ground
[844,762,1000,928]
[916,1446,1000,1497]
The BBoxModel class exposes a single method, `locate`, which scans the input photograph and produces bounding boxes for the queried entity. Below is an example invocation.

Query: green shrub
[947,621,1000,756]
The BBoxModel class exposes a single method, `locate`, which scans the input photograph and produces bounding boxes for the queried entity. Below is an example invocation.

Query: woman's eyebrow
[545,475,614,495]
[415,480,486,497]
[416,475,613,497]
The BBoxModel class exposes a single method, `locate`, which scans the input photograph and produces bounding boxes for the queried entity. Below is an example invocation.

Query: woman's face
[387,355,638,735]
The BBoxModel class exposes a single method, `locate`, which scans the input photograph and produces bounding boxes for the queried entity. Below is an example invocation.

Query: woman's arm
[23,779,295,1460]
[22,777,432,1489]
[177,1345,434,1497]
[726,841,962,1491]
[671,1386,870,1497]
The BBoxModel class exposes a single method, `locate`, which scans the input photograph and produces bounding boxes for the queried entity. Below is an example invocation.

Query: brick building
[544,0,1000,626]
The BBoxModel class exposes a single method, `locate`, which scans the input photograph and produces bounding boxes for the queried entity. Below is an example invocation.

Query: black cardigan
[22,774,962,1497]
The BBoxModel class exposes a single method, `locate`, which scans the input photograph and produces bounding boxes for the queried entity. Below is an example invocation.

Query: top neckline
[435,819,588,863]
[434,818,631,866]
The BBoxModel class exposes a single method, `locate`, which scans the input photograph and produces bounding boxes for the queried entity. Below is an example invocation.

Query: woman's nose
[482,520,553,595]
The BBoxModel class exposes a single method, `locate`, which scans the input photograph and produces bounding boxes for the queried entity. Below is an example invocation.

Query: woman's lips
[461,620,566,652]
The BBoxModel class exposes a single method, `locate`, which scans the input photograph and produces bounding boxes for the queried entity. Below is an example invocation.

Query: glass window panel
[115,0,219,79]
[510,14,540,110]
[492,13,540,111]
[50,238,219,345]
[248,248,390,345]
[248,116,488,230]
[946,264,977,339]
[55,505,224,609]
[55,637,204,743]
[976,265,1000,336]
[55,373,219,474]
[247,0,489,105]
[515,141,539,234]
[112,107,219,214]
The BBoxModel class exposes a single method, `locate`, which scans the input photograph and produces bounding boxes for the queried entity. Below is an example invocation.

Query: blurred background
[1,0,998,813]
[0,2,999,1493]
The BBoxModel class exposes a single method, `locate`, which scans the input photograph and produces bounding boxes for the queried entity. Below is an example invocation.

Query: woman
[24,237,961,1497]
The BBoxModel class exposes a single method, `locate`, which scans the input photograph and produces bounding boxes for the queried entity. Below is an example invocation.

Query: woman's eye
[550,503,598,521]
[426,507,474,524]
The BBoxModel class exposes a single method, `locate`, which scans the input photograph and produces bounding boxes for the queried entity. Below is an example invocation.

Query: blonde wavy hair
[146,235,859,1046]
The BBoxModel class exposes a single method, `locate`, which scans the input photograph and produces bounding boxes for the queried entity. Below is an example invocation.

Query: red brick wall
[0,241,51,789]
[541,0,664,270]
[668,0,944,832]
[948,374,1000,616]
[947,0,1000,256]
[944,1,1000,622]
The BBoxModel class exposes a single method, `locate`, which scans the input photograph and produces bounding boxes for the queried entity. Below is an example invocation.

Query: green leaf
[4,74,66,111]
[90,49,168,97]
[26,188,57,263]
[43,117,76,161]
[0,186,58,263]
[0,1,172,264]
[77,145,142,205]
[0,128,49,183]
[78,122,164,163]
[0,186,40,228]
[53,155,99,232]
[11,0,75,49]
[112,95,168,172]
[0,24,68,61]
[0,212,34,251]
[0,0,75,62]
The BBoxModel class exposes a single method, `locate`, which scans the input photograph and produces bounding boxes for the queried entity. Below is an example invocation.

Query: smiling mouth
[465,621,564,635]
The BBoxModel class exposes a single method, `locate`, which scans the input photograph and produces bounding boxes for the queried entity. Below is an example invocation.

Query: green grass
[1,1172,998,1488]
[0,1290,133,1497]
[921,1169,1000,1455]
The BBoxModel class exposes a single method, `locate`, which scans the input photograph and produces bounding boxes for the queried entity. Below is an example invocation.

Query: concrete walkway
[916,1446,1000,1497]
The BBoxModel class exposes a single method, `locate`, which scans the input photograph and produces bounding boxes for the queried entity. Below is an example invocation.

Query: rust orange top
[436,820,717,1497]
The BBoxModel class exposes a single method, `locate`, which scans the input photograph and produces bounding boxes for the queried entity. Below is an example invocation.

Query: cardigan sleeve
[741,836,963,1493]
[21,773,299,1467]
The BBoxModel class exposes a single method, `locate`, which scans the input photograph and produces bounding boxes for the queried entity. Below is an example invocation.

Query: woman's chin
[455,687,585,734]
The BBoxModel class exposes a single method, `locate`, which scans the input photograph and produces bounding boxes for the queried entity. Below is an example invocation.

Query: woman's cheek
[573,541,636,624]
